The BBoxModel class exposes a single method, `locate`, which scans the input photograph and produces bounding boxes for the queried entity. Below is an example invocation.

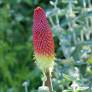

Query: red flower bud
[32,7,55,71]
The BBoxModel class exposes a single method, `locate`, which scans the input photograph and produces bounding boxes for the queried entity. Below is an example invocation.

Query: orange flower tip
[34,6,45,14]
[34,6,42,11]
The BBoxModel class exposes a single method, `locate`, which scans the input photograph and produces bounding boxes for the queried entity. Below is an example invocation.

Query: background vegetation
[0,0,92,92]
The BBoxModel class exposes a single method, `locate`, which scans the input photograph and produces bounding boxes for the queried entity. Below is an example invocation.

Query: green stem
[24,86,28,92]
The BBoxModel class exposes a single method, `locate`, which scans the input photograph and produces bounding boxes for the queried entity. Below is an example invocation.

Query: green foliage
[0,0,92,92]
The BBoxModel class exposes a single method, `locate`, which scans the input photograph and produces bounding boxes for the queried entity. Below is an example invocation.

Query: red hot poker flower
[32,7,55,73]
